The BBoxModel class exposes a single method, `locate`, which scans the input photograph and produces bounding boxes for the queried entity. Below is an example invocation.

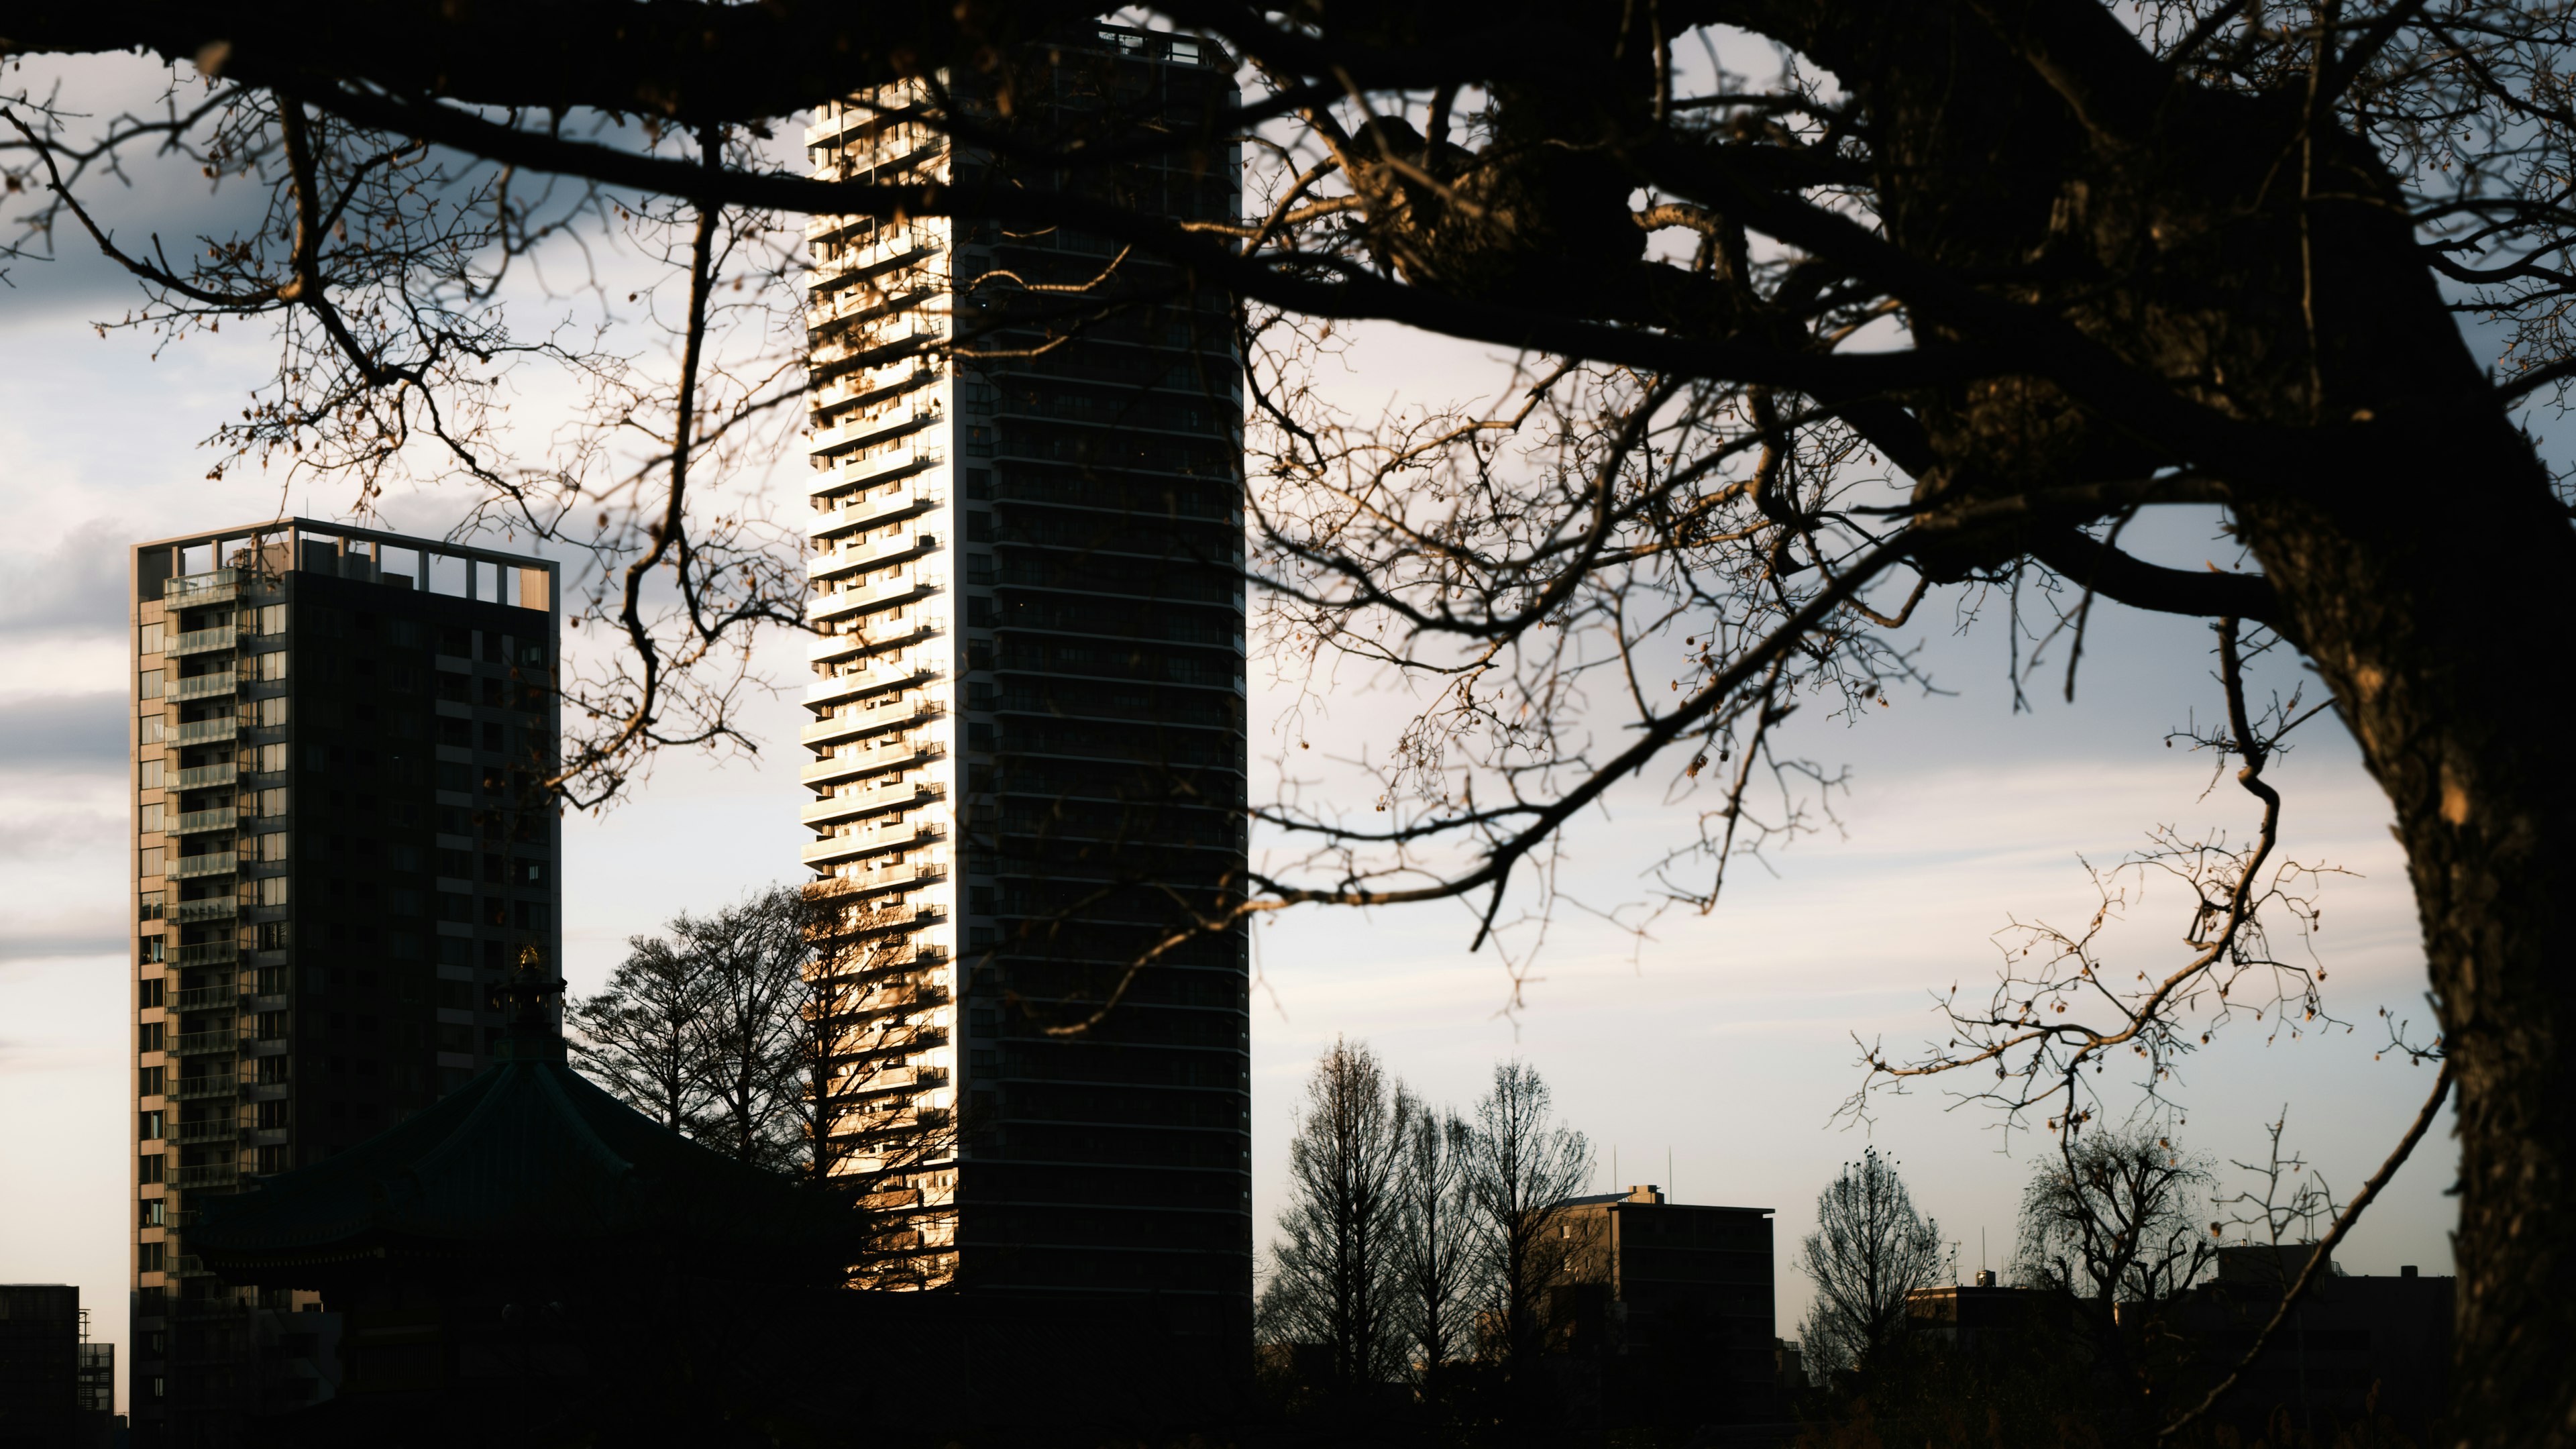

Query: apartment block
[128,520,559,1446]
[799,25,1251,1348]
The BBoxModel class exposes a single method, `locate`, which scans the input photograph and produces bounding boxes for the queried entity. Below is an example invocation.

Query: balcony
[800,777,932,826]
[798,697,934,749]
[809,569,941,625]
[171,1120,237,1146]
[174,763,237,790]
[799,745,934,789]
[804,663,930,709]
[171,672,237,702]
[172,718,238,746]
[809,476,944,540]
[169,1077,238,1102]
[174,985,240,1012]
[808,441,945,499]
[799,821,936,869]
[174,808,238,836]
[173,941,239,968]
[810,529,938,586]
[171,852,237,879]
[173,1164,238,1189]
[163,569,239,605]
[172,1029,237,1056]
[168,626,237,657]
[173,898,237,926]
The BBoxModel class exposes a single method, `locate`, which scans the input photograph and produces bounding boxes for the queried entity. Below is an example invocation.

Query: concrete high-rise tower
[128,520,559,1445]
[798,24,1251,1353]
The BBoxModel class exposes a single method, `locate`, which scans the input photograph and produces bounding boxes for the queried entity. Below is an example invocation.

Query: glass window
[140,716,163,745]
[140,803,164,835]
[140,759,164,790]
[138,669,163,700]
[139,623,165,656]
[140,847,164,880]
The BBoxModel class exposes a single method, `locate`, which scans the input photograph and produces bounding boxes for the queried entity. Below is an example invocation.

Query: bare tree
[9,7,2576,1438]
[1797,1147,1947,1379]
[568,932,714,1134]
[1258,1038,1415,1399]
[679,887,812,1169]
[2014,1128,2218,1395]
[1393,1091,1481,1382]
[1464,1059,1593,1379]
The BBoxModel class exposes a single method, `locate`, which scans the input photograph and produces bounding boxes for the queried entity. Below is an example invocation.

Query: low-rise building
[1548,1185,1780,1428]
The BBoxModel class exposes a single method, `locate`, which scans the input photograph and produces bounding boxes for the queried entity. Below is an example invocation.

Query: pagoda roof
[192,1051,813,1279]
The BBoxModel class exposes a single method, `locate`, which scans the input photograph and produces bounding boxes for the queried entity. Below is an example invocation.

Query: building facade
[1551,1186,1781,1426]
[0,1285,79,1449]
[798,25,1251,1350]
[128,521,559,1445]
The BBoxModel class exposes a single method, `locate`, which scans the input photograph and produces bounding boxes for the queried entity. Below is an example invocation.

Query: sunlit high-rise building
[796,23,1252,1355]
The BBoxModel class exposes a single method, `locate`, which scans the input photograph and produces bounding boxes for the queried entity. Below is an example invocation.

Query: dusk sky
[0,50,2469,1407]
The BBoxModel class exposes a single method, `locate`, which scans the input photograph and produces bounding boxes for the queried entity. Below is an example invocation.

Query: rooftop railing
[162,569,239,605]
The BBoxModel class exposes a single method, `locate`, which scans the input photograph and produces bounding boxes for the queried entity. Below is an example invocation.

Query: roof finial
[492,945,569,1061]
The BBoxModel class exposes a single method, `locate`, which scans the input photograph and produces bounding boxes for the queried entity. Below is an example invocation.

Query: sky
[0,52,2471,1409]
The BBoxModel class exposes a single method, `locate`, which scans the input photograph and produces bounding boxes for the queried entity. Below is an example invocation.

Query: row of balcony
[804,661,930,710]
[810,529,938,586]
[173,898,237,925]
[802,856,943,895]
[168,626,237,658]
[172,717,238,746]
[798,696,934,749]
[174,807,237,836]
[172,671,237,702]
[809,571,942,627]
[800,775,934,827]
[808,437,945,500]
[799,743,936,790]
[806,404,941,463]
[808,475,944,541]
[162,569,239,604]
[808,616,933,670]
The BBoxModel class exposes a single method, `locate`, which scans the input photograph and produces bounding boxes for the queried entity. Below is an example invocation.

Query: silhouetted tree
[1464,1059,1593,1380]
[568,930,714,1134]
[2014,1128,2217,1396]
[1258,1037,1415,1401]
[1393,1089,1481,1382]
[1796,1148,1946,1378]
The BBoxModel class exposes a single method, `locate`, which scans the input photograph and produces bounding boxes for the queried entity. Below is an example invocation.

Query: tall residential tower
[129,521,559,1446]
[798,25,1252,1350]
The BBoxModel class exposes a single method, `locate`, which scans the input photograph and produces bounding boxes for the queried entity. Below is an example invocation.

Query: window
[256,921,291,951]
[140,936,165,966]
[255,1056,288,1084]
[254,877,288,908]
[138,669,164,700]
[256,1099,287,1130]
[254,604,287,635]
[140,759,164,790]
[256,651,288,682]
[141,1197,164,1227]
[256,833,290,863]
[140,891,164,922]
[140,1110,163,1140]
[254,788,286,818]
[518,641,544,667]
[257,743,288,773]
[967,554,996,586]
[256,697,288,728]
[140,977,164,1008]
[304,745,327,771]
[514,902,547,930]
[140,623,165,656]
[139,1152,163,1185]
[139,1065,164,1097]
[138,1021,162,1053]
[140,803,164,835]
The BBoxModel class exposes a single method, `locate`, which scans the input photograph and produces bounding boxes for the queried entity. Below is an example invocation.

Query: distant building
[129,520,560,1446]
[1548,1185,1781,1427]
[0,1285,79,1449]
[73,1314,113,1449]
[2169,1247,2451,1444]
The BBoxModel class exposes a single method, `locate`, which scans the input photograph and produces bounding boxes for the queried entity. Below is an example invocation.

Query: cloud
[0,521,133,639]
[0,692,127,769]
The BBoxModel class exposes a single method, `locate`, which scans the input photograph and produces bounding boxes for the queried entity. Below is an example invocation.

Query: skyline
[0,107,2463,1426]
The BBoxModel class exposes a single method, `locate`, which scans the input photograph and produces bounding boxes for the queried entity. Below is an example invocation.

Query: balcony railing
[174,808,238,836]
[808,476,945,539]
[172,941,239,968]
[162,569,239,604]
[172,718,238,745]
[171,672,237,702]
[798,745,934,788]
[800,777,932,826]
[173,1164,238,1189]
[172,1029,237,1055]
[804,663,930,708]
[173,985,240,1012]
[808,568,941,625]
[168,626,237,657]
[798,696,934,748]
[170,852,236,879]
[171,1120,237,1146]
[173,763,237,790]
[810,530,938,585]
[173,898,237,925]
[169,1077,238,1102]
